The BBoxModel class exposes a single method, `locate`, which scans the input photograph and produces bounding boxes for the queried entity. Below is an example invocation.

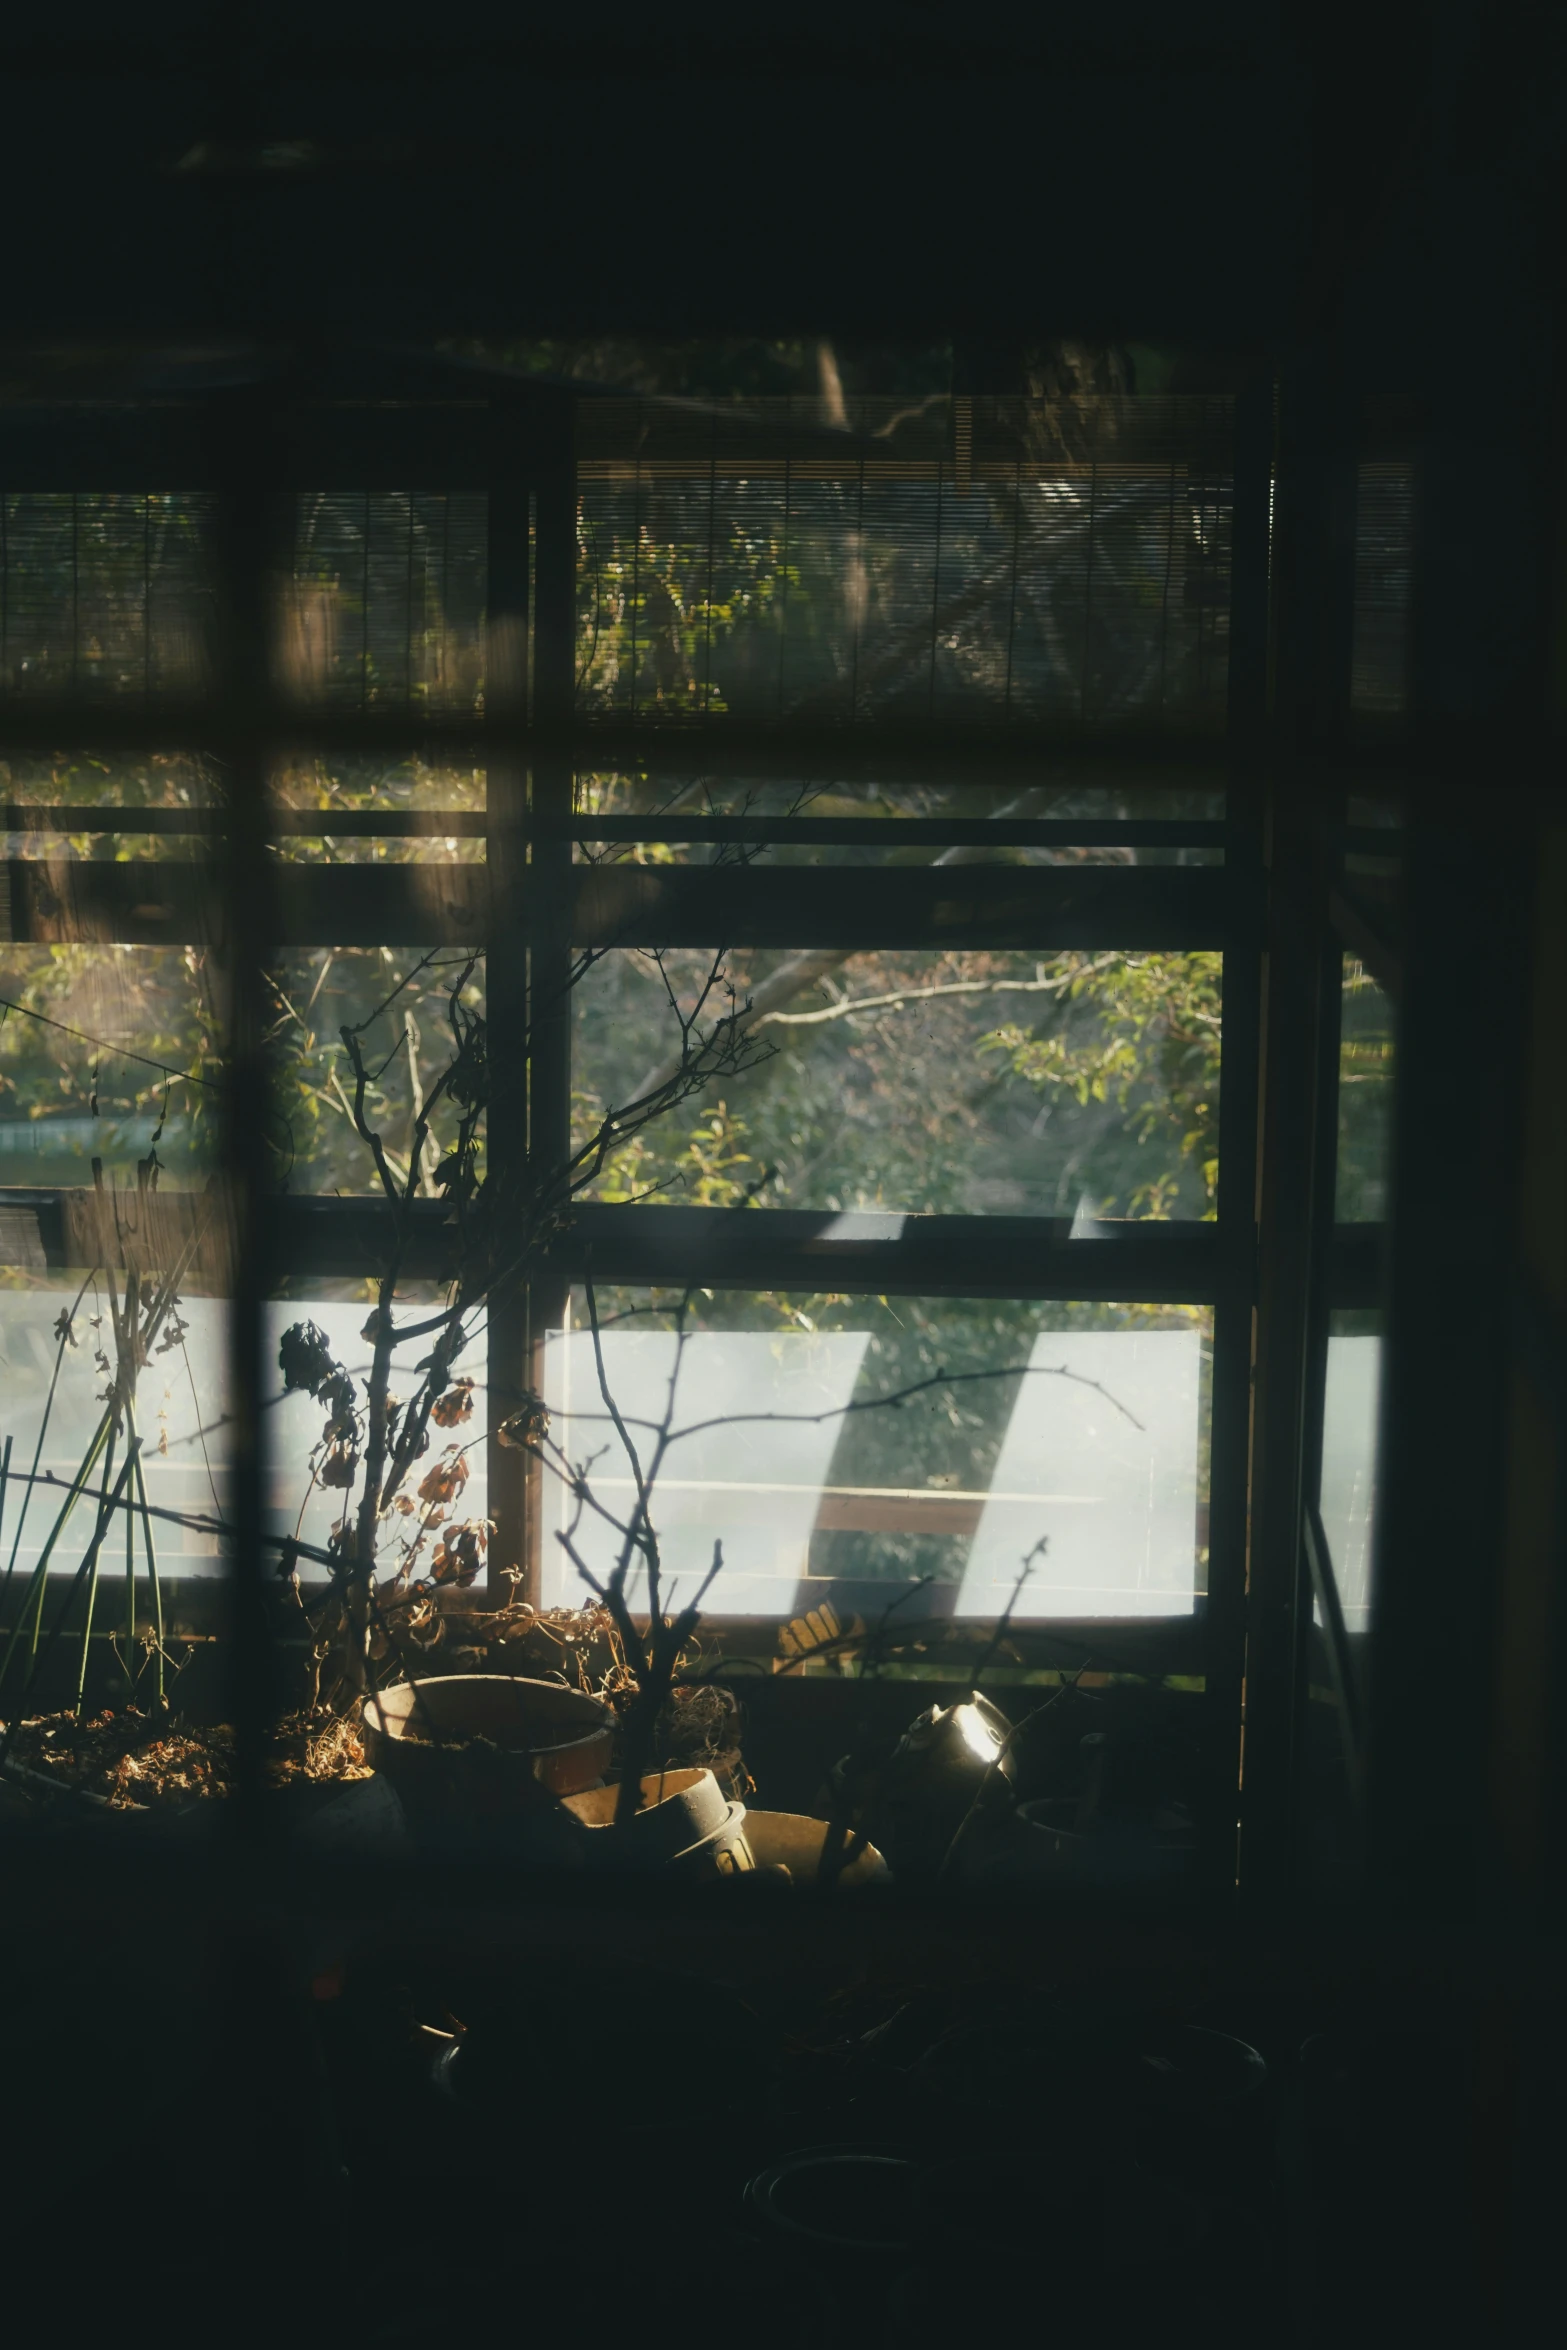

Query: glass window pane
[1350,462,1415,728]
[541,1291,1209,1621]
[1,748,217,884]
[265,1296,487,1583]
[0,494,214,701]
[0,1284,490,1573]
[269,753,485,863]
[1318,1315,1381,1635]
[1335,955,1395,1222]
[571,771,1225,866]
[279,492,486,711]
[573,947,1221,1219]
[1317,950,1396,1650]
[266,949,485,1195]
[0,1280,230,1583]
[577,396,1234,732]
[0,943,223,1189]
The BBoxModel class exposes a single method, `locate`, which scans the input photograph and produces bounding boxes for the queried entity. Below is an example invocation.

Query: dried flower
[496,1392,550,1449]
[430,1379,475,1428]
[279,1321,341,1397]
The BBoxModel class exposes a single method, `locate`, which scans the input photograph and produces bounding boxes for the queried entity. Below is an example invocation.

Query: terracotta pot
[562,1766,754,1875]
[1126,2025,1271,2191]
[743,1809,890,1889]
[747,2148,920,2254]
[360,1675,613,1828]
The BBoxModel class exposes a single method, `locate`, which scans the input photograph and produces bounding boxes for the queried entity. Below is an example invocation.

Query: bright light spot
[955,1704,1000,1763]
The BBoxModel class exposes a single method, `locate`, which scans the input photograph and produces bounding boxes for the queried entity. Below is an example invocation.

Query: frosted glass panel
[542,1327,870,1615]
[0,1293,486,1583]
[1319,1332,1380,1634]
[955,1329,1202,1619]
[540,1298,1205,1621]
[0,1288,230,1578]
[265,1301,487,1578]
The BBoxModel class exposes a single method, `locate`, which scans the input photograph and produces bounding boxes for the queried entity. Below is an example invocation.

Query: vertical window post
[485,398,532,1599]
[209,381,281,1834]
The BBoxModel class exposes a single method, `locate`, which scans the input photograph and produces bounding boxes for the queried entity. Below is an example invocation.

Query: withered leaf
[319,1443,358,1489]
[417,1453,470,1508]
[430,1379,475,1429]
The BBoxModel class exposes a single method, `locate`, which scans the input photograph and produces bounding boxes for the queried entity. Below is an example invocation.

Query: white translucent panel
[954,1329,1202,1619]
[1318,1334,1380,1634]
[0,1289,231,1578]
[0,1293,485,1583]
[540,1320,1202,1622]
[541,1327,870,1615]
[264,1302,487,1578]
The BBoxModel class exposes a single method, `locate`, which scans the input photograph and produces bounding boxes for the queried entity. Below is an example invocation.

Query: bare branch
[755,964,1118,1028]
[554,1357,1147,1450]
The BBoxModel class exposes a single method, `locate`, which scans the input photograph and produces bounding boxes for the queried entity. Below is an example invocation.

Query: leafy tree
[981,950,1222,1219]
[573,944,1222,1222]
[1335,957,1395,1222]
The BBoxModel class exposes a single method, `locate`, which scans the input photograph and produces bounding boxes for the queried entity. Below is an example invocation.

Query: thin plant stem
[76,1423,118,1721]
[0,1268,96,1626]
[137,1455,164,1704]
[0,1444,141,1769]
[0,1407,113,1692]
[123,1425,136,1699]
[124,1401,164,1704]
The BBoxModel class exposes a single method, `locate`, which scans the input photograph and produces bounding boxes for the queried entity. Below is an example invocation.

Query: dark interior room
[1,5,1563,2342]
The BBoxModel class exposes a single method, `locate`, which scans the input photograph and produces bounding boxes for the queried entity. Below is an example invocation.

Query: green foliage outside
[1335,957,1395,1222]
[574,946,1223,1224]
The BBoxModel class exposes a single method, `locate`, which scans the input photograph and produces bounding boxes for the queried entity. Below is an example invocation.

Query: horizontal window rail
[0,704,1250,762]
[0,1188,1235,1300]
[3,807,1230,850]
[2,855,1250,949]
[562,1203,1231,1301]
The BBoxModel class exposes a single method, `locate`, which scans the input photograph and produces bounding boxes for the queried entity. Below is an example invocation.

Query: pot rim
[362,1674,613,1757]
[747,2149,921,2251]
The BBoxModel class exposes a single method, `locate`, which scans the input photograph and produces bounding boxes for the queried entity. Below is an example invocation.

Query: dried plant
[279,920,775,1714]
[0,1153,211,1737]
